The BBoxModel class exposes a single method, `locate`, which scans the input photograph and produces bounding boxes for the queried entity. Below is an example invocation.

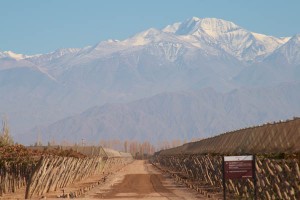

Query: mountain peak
[197,18,240,33]
[126,28,171,46]
[135,28,162,38]
[291,34,300,43]
[266,33,300,65]
[52,48,80,55]
[163,17,240,35]
[186,16,201,24]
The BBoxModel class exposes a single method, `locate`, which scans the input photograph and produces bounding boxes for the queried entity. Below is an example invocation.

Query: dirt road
[82,160,204,200]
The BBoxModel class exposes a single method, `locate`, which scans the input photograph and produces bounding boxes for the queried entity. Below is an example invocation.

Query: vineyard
[1,118,299,199]
[0,145,133,199]
[152,118,300,199]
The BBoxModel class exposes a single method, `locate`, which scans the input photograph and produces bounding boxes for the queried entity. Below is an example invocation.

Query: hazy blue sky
[1,0,300,54]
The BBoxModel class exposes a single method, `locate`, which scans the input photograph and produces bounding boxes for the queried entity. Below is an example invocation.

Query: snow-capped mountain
[264,34,300,65]
[163,17,288,61]
[68,18,289,64]
[0,17,299,144]
[0,17,294,66]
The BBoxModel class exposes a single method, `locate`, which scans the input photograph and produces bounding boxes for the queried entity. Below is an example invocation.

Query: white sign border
[224,155,253,161]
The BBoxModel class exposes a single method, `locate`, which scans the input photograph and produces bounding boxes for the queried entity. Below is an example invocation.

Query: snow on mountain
[124,28,192,47]
[123,28,196,62]
[233,34,300,87]
[0,51,30,60]
[126,28,163,46]
[1,17,292,65]
[15,48,82,78]
[52,29,199,70]
[0,51,38,71]
[163,17,240,35]
[163,17,287,61]
[27,48,80,64]
[264,34,300,65]
[6,17,290,70]
[249,33,288,59]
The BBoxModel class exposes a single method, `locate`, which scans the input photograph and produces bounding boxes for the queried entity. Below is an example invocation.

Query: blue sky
[1,0,300,54]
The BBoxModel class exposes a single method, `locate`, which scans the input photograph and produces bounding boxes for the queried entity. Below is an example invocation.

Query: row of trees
[98,138,204,158]
[34,137,204,158]
[37,138,196,155]
[36,138,191,158]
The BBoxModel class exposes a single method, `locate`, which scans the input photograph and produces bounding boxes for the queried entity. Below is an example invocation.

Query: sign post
[223,155,256,199]
[253,155,257,200]
[222,156,226,200]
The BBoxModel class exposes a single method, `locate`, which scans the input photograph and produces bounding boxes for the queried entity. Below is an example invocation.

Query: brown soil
[82,160,205,200]
[99,174,170,198]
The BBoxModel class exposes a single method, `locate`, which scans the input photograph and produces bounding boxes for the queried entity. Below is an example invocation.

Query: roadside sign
[222,155,256,200]
[224,155,253,179]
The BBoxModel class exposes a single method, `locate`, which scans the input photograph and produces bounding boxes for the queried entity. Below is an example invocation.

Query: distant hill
[20,82,300,144]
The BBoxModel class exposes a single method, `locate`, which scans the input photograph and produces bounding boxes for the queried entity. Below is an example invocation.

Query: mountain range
[0,17,299,144]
